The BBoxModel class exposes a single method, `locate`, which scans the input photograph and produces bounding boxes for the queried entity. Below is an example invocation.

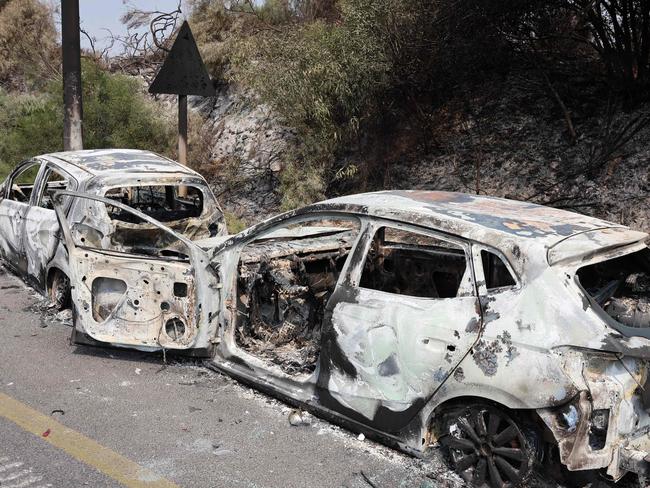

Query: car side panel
[0,199,29,273]
[22,205,60,289]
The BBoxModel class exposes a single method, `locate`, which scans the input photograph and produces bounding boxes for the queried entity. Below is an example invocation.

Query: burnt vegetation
[1,0,650,227]
[188,0,650,224]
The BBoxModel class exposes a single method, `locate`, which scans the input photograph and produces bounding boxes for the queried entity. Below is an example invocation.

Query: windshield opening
[105,185,203,223]
[577,246,650,329]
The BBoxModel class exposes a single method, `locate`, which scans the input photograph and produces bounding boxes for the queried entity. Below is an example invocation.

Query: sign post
[178,94,188,168]
[149,20,215,175]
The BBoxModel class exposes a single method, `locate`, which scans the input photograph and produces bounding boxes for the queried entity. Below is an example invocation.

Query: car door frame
[0,158,46,274]
[22,161,79,290]
[53,190,220,355]
[314,217,484,434]
[209,210,366,388]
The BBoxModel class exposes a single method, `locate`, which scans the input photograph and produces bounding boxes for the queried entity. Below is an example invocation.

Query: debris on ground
[288,409,311,426]
[360,470,379,488]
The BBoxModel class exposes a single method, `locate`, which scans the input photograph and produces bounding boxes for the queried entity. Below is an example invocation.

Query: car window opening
[8,163,40,202]
[235,219,361,375]
[360,227,467,299]
[105,185,203,223]
[40,169,74,210]
[577,246,650,329]
[481,250,516,290]
[69,199,192,261]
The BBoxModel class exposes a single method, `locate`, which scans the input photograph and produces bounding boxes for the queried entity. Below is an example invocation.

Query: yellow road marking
[0,392,179,488]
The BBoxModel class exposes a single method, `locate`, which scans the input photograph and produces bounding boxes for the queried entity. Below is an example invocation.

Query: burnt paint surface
[48,149,198,176]
[205,197,650,479]
[15,183,650,478]
[0,150,225,299]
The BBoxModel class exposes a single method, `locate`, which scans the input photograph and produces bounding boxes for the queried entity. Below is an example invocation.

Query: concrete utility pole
[61,0,83,151]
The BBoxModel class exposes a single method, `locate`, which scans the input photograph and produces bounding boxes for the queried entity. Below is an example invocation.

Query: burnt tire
[439,404,541,488]
[48,270,71,310]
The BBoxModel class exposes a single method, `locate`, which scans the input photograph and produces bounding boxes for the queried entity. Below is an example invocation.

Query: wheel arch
[45,265,71,309]
[429,395,549,434]
[46,265,67,288]
[414,391,554,452]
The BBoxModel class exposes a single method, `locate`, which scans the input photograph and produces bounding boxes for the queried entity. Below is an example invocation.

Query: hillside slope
[195,77,650,232]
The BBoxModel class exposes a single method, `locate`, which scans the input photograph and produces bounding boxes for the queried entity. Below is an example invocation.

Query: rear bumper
[538,391,650,479]
[536,352,650,480]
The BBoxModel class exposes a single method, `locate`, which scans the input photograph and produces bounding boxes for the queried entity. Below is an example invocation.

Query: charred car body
[0,149,226,308]
[39,187,650,486]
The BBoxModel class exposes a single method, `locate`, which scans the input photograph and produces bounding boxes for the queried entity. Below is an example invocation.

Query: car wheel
[49,270,71,310]
[439,404,541,488]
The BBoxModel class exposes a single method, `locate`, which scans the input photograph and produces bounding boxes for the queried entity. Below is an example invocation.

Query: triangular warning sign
[149,21,215,97]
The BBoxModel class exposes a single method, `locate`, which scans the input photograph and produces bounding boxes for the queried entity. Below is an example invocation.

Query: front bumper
[538,352,650,480]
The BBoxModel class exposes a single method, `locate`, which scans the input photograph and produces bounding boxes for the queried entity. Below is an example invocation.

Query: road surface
[0,265,462,488]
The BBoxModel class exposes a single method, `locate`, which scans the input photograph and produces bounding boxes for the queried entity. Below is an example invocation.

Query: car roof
[43,149,199,177]
[306,190,646,274]
[317,191,619,244]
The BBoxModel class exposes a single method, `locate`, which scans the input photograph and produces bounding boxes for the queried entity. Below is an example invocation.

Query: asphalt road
[0,265,466,488]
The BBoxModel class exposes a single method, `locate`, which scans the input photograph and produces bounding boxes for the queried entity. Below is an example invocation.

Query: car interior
[104,185,204,223]
[577,247,650,329]
[359,227,468,299]
[235,219,360,375]
[40,168,74,210]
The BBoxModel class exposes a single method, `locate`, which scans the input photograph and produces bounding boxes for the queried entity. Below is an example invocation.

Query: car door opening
[235,218,360,375]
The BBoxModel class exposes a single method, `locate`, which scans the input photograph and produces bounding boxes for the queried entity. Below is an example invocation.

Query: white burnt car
[0,149,226,308]
[45,189,650,486]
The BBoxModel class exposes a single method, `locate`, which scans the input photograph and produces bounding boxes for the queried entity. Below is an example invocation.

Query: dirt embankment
[383,81,650,233]
[197,77,649,232]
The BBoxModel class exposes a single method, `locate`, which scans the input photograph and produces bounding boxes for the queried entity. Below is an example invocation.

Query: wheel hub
[479,443,492,457]
[441,406,535,488]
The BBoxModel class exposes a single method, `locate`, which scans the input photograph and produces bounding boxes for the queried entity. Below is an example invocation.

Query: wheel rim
[442,406,532,488]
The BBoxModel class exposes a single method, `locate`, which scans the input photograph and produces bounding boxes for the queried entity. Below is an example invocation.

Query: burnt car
[0,149,226,308]
[52,189,650,486]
